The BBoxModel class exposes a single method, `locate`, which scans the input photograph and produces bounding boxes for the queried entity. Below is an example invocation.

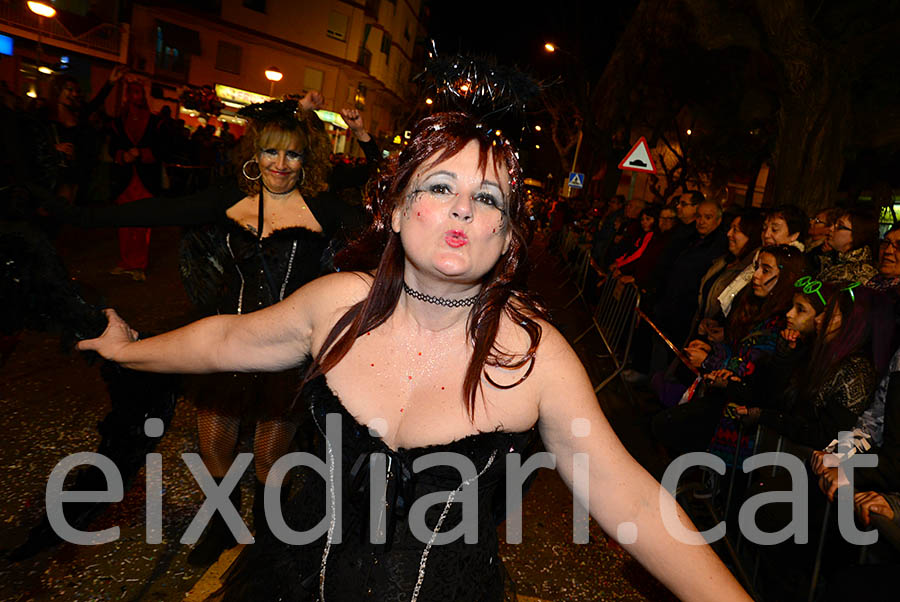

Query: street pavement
[0,223,676,601]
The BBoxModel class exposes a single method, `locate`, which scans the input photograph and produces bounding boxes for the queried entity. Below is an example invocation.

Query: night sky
[426,0,639,79]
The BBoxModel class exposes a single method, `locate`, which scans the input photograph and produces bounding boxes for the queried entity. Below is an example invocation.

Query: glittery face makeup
[392,140,511,280]
[258,143,304,193]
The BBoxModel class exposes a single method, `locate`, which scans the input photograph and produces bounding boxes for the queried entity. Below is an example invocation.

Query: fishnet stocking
[196,409,240,478]
[253,419,298,484]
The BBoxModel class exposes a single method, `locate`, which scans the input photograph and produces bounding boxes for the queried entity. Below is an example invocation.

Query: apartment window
[380,31,391,63]
[354,84,366,109]
[215,41,241,74]
[327,12,348,41]
[243,0,265,13]
[155,21,201,80]
[365,0,381,20]
[304,67,324,92]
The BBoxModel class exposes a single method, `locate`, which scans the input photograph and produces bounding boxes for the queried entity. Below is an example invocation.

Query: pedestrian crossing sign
[568,172,584,189]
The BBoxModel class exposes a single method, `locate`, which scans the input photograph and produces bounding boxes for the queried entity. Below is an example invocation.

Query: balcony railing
[0,2,126,61]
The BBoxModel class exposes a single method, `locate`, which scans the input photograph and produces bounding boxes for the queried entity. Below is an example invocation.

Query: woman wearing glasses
[819,207,879,284]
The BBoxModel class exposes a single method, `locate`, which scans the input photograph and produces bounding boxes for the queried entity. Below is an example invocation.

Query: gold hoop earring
[242,159,261,181]
[298,165,306,187]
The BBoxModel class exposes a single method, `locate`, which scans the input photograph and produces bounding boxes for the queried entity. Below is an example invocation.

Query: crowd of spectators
[551,189,900,599]
[1,70,372,280]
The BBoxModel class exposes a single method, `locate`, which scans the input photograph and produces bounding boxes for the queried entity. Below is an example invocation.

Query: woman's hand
[779,328,801,349]
[855,491,895,527]
[77,308,139,361]
[299,90,324,111]
[704,369,734,388]
[809,450,835,476]
[818,466,849,502]
[340,107,371,143]
[684,340,710,368]
[733,405,761,426]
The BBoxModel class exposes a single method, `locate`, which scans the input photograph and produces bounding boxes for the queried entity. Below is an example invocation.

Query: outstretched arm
[536,327,750,601]
[77,272,359,374]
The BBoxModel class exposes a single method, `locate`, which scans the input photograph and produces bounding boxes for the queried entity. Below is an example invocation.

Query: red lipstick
[445,230,468,248]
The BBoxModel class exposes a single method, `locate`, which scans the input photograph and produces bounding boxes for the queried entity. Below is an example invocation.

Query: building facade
[1,0,427,154]
[130,0,426,153]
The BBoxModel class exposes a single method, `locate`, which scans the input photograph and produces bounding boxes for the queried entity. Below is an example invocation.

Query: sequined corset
[220,220,327,315]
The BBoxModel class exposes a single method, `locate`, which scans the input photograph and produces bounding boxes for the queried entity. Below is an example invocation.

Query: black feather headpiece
[415,49,543,122]
[236,96,302,124]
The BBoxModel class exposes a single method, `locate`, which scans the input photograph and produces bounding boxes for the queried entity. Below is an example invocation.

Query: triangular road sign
[618,137,657,174]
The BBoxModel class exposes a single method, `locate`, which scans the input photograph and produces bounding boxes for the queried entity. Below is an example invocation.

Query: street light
[425,97,433,105]
[28,1,56,87]
[534,125,542,132]
[264,66,283,96]
[27,1,56,18]
[542,42,584,197]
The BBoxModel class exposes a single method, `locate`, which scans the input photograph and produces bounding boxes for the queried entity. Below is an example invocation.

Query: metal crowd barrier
[572,272,641,393]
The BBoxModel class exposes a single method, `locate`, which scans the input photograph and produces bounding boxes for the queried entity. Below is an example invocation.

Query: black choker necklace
[403,283,478,308]
[262,183,295,196]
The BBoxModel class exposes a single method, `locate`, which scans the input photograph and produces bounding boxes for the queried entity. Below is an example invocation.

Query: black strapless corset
[212,373,535,602]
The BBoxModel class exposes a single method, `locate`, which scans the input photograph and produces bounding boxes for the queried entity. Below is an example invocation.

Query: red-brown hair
[303,111,549,419]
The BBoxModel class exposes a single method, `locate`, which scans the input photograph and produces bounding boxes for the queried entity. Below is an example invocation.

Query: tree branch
[680,0,762,50]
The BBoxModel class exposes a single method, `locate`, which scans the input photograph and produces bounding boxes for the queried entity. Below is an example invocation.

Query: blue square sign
[568,172,584,189]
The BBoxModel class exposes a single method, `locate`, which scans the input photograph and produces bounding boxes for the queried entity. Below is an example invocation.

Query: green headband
[793,277,861,305]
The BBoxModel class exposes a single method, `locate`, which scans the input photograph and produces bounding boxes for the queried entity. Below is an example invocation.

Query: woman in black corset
[80,112,750,601]
[47,93,375,565]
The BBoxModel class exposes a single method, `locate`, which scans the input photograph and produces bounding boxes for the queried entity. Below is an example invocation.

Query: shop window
[215,41,241,74]
[327,12,348,41]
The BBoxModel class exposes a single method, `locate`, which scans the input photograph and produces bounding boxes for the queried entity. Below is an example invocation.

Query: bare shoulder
[287,271,372,318]
[494,312,578,376]
[287,271,373,349]
[300,270,372,300]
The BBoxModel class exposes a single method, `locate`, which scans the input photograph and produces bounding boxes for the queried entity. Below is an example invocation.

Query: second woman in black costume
[47,95,377,565]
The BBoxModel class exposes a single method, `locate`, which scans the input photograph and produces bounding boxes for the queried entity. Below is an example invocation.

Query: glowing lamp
[28,1,56,18]
[264,67,283,82]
